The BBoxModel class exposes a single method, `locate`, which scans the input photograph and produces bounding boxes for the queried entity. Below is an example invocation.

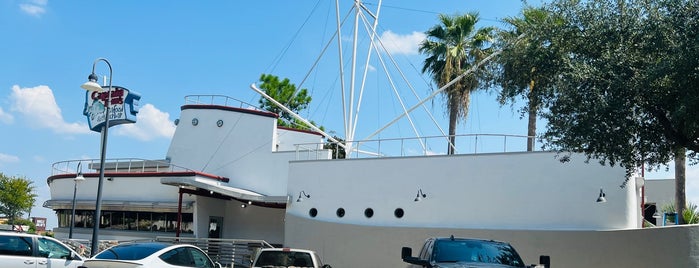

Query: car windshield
[432,239,524,267]
[255,251,313,267]
[95,243,168,260]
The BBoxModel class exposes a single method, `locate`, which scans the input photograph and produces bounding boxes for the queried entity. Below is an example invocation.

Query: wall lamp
[596,188,607,203]
[296,191,310,202]
[414,189,427,202]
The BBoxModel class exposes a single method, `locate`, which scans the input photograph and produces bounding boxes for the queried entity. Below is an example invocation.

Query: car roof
[431,236,510,245]
[260,248,316,254]
[0,231,42,238]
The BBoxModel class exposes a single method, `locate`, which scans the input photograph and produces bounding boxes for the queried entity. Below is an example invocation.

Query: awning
[160,177,289,205]
[42,200,194,213]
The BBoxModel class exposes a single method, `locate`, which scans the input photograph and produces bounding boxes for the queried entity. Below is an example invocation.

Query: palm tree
[495,7,561,151]
[419,13,494,155]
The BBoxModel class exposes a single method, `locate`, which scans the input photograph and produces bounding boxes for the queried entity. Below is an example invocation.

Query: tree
[419,13,495,154]
[493,7,564,151]
[0,173,37,226]
[534,0,698,222]
[258,74,314,130]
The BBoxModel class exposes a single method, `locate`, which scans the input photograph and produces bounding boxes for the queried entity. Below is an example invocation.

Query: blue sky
[0,0,694,229]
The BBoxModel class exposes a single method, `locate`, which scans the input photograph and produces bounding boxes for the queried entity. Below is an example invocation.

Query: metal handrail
[184,95,264,111]
[294,133,537,160]
[50,158,196,176]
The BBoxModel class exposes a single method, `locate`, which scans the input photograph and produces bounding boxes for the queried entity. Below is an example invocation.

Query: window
[37,238,72,259]
[0,235,32,256]
[56,210,194,233]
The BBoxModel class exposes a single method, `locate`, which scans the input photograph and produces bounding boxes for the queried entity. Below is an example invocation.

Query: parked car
[252,247,331,268]
[401,236,550,268]
[77,242,222,268]
[0,231,85,268]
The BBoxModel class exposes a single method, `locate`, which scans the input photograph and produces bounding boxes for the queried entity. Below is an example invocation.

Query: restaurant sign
[83,86,141,132]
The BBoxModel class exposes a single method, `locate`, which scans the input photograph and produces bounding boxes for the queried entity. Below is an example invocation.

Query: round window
[336,208,345,218]
[394,208,404,218]
[364,208,374,218]
[309,208,318,218]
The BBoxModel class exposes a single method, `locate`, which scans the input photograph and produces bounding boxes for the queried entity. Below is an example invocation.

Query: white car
[252,248,331,268]
[0,231,85,268]
[78,242,221,268]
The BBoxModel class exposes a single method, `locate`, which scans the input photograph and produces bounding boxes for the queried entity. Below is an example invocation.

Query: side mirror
[401,247,431,267]
[401,247,413,259]
[539,255,550,268]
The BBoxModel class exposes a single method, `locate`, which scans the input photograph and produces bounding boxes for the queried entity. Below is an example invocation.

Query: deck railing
[295,133,536,160]
[184,95,264,111]
[50,158,195,176]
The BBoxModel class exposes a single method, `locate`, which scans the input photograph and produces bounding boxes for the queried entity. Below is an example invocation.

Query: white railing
[184,95,264,111]
[295,133,536,160]
[50,158,194,176]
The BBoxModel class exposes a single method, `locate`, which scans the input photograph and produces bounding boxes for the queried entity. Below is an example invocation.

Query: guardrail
[295,133,536,160]
[184,95,264,111]
[50,158,195,176]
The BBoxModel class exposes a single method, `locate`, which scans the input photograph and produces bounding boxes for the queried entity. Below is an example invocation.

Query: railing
[184,95,264,111]
[156,237,273,268]
[61,237,273,267]
[50,158,196,176]
[295,133,536,160]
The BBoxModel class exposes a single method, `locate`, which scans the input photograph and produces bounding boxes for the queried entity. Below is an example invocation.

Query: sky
[0,0,696,229]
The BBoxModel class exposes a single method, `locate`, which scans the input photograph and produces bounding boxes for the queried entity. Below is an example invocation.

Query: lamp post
[81,58,113,256]
[69,162,85,239]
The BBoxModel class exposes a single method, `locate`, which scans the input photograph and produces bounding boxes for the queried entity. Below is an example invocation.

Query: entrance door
[208,216,223,238]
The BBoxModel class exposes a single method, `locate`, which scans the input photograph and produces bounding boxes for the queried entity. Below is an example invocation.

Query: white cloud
[380,30,425,55]
[10,85,91,134]
[19,0,47,17]
[114,104,175,141]
[0,153,20,164]
[0,107,13,124]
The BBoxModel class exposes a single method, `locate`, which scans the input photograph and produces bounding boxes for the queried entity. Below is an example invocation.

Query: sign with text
[83,86,141,132]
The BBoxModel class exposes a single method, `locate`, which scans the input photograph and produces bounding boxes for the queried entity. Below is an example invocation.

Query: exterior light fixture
[296,191,310,202]
[596,188,607,203]
[414,189,427,202]
[69,162,86,239]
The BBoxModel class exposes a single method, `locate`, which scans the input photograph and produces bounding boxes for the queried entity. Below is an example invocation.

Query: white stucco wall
[287,151,639,230]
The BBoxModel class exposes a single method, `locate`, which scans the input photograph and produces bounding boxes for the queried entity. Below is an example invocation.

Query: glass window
[37,238,73,259]
[95,242,167,260]
[0,235,32,256]
[160,247,194,266]
[190,247,215,268]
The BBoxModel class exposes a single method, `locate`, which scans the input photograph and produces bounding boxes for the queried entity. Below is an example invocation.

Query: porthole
[336,208,345,218]
[191,118,199,126]
[394,208,404,218]
[309,208,318,218]
[364,208,374,218]
[174,119,180,125]
[217,119,224,127]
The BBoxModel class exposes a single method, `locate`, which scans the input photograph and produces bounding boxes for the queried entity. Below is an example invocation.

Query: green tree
[535,0,698,222]
[0,173,37,226]
[419,13,495,154]
[493,7,564,151]
[258,74,314,130]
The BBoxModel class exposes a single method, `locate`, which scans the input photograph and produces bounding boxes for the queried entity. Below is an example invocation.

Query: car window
[95,242,167,260]
[160,247,195,267]
[255,251,313,267]
[37,237,74,259]
[0,235,33,257]
[190,247,215,268]
[432,240,524,267]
